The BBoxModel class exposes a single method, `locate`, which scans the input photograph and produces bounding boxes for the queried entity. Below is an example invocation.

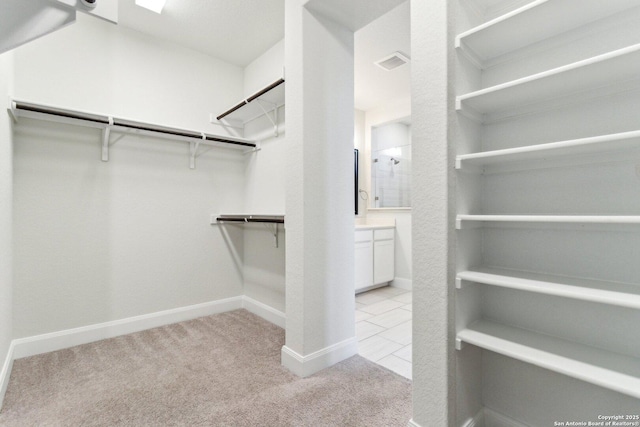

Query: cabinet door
[355,240,374,292]
[374,239,395,284]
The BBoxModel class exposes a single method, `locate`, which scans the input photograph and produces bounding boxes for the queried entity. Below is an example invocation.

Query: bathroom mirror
[370,118,411,208]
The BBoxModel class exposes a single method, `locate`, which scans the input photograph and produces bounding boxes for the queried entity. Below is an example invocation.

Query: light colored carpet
[0,309,412,426]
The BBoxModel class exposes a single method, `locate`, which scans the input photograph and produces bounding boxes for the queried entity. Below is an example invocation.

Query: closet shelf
[9,99,256,169]
[456,0,638,66]
[456,320,640,399]
[456,130,640,170]
[215,78,285,126]
[213,214,284,224]
[456,43,640,121]
[457,267,640,310]
[456,215,640,229]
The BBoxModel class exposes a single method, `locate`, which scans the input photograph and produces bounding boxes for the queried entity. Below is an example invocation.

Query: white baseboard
[0,341,15,411]
[12,296,244,360]
[281,336,358,377]
[391,277,412,291]
[461,408,485,427]
[483,407,528,427]
[242,296,286,328]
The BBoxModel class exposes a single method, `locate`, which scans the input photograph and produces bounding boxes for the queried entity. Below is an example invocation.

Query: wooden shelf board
[456,44,640,117]
[457,267,640,310]
[456,130,640,169]
[457,320,640,399]
[456,0,639,64]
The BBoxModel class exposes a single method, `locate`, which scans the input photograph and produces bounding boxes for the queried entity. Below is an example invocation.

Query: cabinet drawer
[374,228,394,241]
[355,229,373,243]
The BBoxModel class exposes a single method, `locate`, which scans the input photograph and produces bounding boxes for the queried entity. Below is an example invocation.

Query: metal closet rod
[216,78,285,121]
[216,214,285,224]
[13,102,256,148]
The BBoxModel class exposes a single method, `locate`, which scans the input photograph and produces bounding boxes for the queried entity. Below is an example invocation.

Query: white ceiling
[117,0,285,67]
[117,0,410,111]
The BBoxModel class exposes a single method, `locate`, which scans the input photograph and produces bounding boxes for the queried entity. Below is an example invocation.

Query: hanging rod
[10,100,257,149]
[215,214,285,224]
[216,78,285,121]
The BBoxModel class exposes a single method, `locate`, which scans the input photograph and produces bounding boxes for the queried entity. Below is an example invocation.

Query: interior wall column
[281,0,357,377]
[410,0,454,425]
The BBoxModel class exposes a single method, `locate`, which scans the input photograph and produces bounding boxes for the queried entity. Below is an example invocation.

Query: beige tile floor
[356,286,412,380]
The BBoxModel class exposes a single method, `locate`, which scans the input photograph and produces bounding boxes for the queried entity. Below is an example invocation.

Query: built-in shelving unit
[454,0,640,423]
[457,267,640,310]
[456,0,639,66]
[456,44,640,121]
[215,78,285,137]
[10,99,256,169]
[456,320,640,399]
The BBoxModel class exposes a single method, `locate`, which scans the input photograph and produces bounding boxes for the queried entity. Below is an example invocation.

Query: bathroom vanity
[354,222,395,293]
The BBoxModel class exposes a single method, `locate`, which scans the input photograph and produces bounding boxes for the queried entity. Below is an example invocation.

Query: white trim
[391,277,412,291]
[12,296,243,359]
[407,419,422,427]
[0,341,15,411]
[484,407,529,427]
[281,336,358,377]
[242,296,286,328]
[461,408,485,427]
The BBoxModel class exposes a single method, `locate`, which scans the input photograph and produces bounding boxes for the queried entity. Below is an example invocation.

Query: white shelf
[457,267,640,310]
[457,320,640,399]
[456,130,640,170]
[456,215,640,229]
[456,0,639,66]
[456,44,640,120]
[216,79,284,125]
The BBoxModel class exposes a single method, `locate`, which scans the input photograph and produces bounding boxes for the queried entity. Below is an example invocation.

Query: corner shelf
[456,214,640,229]
[456,0,639,66]
[456,44,640,121]
[215,78,285,135]
[456,130,640,171]
[457,267,640,310]
[456,320,640,399]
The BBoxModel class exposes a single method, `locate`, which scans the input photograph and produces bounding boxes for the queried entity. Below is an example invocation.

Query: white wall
[0,51,14,408]
[11,14,247,338]
[242,40,286,314]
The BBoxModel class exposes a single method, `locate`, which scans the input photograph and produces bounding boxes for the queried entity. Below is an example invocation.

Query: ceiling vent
[375,52,410,71]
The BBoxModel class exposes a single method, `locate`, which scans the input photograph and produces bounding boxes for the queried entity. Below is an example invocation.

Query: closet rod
[216,215,285,224]
[216,78,285,121]
[12,101,256,149]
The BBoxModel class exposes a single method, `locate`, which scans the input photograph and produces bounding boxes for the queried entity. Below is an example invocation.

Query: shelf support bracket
[263,223,279,248]
[255,99,279,138]
[190,133,205,169]
[102,117,113,162]
[243,140,261,155]
[455,338,465,351]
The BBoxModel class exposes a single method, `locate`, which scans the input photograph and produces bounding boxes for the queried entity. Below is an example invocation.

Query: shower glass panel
[371,119,411,208]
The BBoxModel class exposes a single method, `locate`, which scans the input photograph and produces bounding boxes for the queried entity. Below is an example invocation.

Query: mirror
[371,118,411,208]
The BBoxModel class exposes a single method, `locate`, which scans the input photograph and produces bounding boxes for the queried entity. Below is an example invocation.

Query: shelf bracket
[8,98,18,123]
[101,117,113,162]
[244,140,261,155]
[264,223,279,248]
[189,133,205,169]
[455,337,465,351]
[255,99,279,138]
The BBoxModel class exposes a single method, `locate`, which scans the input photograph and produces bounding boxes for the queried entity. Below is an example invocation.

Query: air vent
[375,52,410,71]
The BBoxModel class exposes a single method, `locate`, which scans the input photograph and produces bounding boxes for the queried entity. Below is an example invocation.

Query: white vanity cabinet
[354,226,395,293]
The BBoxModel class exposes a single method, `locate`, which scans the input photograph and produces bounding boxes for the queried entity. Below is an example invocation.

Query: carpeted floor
[0,309,412,426]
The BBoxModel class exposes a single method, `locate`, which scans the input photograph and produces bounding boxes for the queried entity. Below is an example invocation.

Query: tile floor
[356,285,412,380]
